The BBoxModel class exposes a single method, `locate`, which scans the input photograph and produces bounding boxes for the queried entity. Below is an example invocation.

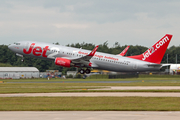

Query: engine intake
[55,57,71,68]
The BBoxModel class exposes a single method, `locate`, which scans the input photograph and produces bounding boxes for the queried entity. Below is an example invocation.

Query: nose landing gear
[21,58,24,62]
[16,53,24,62]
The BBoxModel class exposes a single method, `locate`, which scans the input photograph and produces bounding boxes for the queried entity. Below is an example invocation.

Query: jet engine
[55,57,71,67]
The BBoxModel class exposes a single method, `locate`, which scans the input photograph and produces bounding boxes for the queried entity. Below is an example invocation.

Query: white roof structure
[0,67,39,72]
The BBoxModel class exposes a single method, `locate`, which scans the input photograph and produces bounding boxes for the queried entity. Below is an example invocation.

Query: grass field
[2,82,180,93]
[2,77,180,84]
[1,74,180,82]
[0,97,180,111]
[0,76,180,93]
[0,76,180,111]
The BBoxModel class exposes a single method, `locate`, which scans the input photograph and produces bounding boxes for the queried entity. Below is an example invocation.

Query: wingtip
[166,34,173,37]
[88,45,99,56]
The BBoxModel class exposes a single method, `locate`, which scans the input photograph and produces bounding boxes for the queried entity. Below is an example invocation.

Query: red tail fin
[128,34,173,64]
[119,46,130,56]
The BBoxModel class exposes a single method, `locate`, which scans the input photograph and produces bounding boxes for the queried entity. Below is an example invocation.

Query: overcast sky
[0,0,180,47]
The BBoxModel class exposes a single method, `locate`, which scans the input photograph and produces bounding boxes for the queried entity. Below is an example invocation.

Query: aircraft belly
[94,60,160,72]
[95,61,132,72]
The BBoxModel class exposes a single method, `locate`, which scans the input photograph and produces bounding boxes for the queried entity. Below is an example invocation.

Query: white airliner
[8,34,172,74]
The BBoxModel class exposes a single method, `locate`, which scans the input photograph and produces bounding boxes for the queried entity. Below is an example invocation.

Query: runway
[1,92,180,97]
[93,86,180,90]
[0,111,180,120]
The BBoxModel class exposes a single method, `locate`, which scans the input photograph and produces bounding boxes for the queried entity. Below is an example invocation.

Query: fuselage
[8,41,161,72]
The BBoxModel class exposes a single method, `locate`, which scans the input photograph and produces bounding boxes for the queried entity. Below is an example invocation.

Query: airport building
[0,67,39,79]
[168,64,180,75]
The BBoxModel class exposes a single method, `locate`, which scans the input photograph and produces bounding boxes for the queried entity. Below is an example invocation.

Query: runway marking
[0,111,180,120]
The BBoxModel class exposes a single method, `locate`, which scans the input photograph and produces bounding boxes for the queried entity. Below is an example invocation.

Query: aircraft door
[133,62,138,69]
[24,42,29,50]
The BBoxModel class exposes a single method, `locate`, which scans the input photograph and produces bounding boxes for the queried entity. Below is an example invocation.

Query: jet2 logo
[57,60,66,65]
[142,47,155,61]
[23,43,49,57]
[142,36,169,61]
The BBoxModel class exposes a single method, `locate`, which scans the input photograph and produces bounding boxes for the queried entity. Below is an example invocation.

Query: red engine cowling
[55,57,71,67]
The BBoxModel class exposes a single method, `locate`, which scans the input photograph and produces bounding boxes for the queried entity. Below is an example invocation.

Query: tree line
[0,42,180,73]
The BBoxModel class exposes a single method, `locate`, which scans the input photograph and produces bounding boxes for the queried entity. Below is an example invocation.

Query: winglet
[88,45,99,56]
[119,46,130,56]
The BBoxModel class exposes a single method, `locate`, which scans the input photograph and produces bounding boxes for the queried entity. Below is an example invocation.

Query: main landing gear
[79,68,91,74]
[20,55,24,62]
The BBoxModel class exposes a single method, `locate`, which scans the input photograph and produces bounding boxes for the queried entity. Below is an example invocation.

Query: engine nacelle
[55,57,71,68]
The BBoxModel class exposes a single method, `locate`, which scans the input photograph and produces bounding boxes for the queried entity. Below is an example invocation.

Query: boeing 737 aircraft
[8,34,172,74]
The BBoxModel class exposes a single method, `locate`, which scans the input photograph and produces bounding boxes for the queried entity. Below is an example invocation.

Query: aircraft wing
[76,45,99,61]
[62,45,99,67]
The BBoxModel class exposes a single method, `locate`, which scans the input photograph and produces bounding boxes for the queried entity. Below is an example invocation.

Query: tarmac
[0,111,180,120]
[1,92,180,97]
[93,86,180,90]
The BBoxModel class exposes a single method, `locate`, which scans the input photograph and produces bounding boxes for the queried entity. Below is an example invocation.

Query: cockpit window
[15,43,20,45]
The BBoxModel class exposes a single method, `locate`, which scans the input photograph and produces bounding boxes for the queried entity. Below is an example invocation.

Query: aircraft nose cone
[8,44,13,50]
